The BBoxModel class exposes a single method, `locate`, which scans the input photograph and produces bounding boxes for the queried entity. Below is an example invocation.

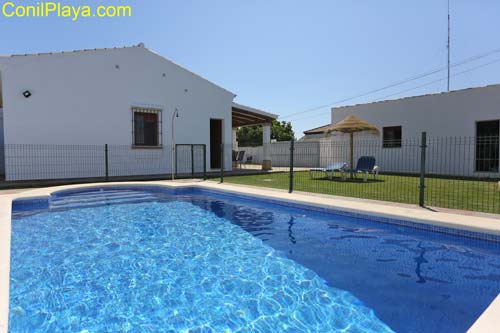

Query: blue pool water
[9,186,500,332]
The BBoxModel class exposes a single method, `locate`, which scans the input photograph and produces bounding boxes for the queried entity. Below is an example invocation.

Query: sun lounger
[310,162,348,180]
[342,156,379,181]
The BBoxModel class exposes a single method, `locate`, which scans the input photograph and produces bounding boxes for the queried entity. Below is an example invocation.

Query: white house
[0,43,277,180]
[301,85,500,176]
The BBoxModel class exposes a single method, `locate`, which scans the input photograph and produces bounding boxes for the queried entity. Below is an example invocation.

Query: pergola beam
[232,113,265,123]
[231,105,276,127]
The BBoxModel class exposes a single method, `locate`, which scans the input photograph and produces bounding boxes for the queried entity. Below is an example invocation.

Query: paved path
[0,188,31,196]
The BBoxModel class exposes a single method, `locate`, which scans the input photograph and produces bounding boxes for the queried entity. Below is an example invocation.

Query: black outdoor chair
[235,150,245,168]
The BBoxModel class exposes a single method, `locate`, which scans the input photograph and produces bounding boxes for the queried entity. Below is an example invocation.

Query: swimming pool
[8,185,500,332]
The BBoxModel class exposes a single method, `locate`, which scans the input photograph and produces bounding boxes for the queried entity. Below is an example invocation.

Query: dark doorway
[476,120,499,172]
[210,119,223,169]
[0,71,4,180]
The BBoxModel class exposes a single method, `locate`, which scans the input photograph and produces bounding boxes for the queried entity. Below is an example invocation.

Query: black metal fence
[0,144,207,187]
[1,137,498,214]
[226,133,500,214]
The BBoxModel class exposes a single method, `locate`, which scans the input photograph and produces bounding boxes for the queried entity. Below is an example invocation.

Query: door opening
[210,119,223,169]
[475,120,499,172]
[0,71,4,179]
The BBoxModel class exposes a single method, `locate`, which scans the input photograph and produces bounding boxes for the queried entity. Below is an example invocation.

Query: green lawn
[221,171,500,214]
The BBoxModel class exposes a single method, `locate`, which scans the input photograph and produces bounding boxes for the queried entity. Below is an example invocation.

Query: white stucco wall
[0,46,234,180]
[240,142,320,168]
[332,85,500,138]
[239,146,263,164]
[329,85,500,176]
[0,109,4,176]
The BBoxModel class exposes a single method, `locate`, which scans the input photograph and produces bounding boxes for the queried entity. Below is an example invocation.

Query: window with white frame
[132,107,162,147]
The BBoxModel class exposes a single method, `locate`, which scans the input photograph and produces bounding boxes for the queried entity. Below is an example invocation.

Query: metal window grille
[131,107,162,146]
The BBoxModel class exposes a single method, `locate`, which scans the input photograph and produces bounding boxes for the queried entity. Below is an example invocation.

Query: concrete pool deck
[0,180,499,332]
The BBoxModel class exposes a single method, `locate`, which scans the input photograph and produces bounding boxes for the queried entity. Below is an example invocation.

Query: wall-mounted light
[22,90,31,98]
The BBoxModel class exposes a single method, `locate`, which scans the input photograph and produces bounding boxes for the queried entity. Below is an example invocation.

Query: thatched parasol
[323,115,379,170]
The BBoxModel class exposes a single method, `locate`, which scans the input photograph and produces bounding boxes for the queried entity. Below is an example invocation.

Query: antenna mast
[447,0,451,91]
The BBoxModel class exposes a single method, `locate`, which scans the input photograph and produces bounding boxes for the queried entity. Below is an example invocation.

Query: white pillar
[232,128,238,151]
[262,123,272,170]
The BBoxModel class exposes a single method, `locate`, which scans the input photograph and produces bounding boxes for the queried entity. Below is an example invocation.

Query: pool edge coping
[1,180,499,333]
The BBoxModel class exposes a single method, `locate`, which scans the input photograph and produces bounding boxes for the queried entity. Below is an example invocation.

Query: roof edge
[4,43,237,97]
[144,47,236,97]
[303,123,331,134]
[232,102,278,119]
[332,83,500,111]
[8,43,143,58]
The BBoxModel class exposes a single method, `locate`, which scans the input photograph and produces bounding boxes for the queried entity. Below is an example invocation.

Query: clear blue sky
[1,0,499,136]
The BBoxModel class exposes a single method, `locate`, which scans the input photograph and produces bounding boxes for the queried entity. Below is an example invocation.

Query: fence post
[289,140,295,193]
[203,145,207,180]
[220,143,224,183]
[174,144,178,177]
[191,144,195,178]
[104,144,109,181]
[419,132,427,207]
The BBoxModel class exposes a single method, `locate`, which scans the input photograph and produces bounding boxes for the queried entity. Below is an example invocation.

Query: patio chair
[342,156,379,182]
[309,162,348,180]
[235,150,245,168]
[232,150,238,167]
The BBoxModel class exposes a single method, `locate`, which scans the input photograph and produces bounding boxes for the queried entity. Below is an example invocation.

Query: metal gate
[175,144,207,179]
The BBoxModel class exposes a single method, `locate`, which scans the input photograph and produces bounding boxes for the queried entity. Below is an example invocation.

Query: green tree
[237,120,294,147]
[272,120,295,141]
[236,126,262,147]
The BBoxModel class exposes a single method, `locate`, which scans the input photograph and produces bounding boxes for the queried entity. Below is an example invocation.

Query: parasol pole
[350,132,354,179]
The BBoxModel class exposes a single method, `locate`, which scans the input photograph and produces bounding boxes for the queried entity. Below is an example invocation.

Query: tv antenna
[447,0,451,91]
